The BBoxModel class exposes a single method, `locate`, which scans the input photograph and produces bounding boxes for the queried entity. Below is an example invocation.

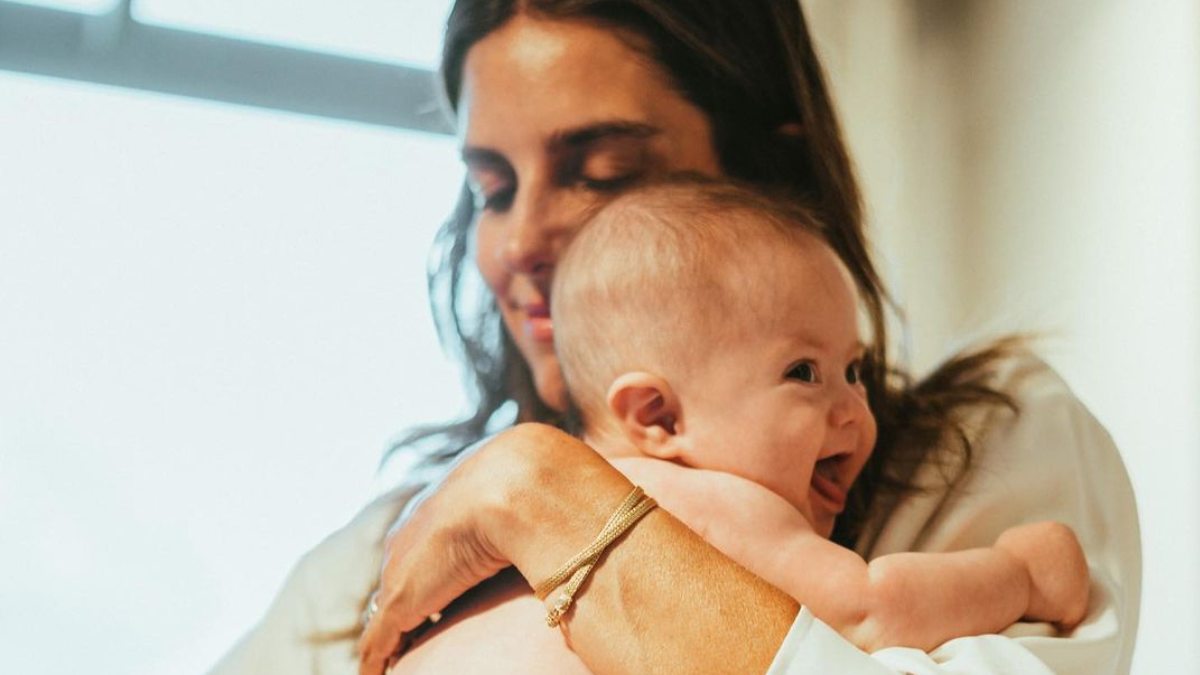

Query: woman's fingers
[357,442,511,675]
[357,423,636,674]
[357,608,405,675]
[357,515,433,675]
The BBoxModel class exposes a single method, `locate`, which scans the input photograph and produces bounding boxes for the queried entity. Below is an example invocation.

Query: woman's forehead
[456,15,689,149]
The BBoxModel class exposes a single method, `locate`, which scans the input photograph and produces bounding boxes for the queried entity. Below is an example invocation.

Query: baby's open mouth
[811,455,849,511]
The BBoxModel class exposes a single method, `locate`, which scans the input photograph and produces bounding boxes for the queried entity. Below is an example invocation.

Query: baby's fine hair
[551,174,849,426]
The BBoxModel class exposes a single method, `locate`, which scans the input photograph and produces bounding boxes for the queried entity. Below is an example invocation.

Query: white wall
[958,3,1200,670]
[810,1,1200,671]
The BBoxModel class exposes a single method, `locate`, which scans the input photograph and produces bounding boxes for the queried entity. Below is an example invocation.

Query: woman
[210,1,1140,674]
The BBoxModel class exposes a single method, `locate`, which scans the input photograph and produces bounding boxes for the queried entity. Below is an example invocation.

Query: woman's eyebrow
[460,121,661,166]
[547,121,661,151]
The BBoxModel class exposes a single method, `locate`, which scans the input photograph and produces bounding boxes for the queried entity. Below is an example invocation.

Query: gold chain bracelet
[533,486,657,627]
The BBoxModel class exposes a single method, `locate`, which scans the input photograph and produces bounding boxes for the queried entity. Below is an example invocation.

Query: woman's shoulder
[865,350,1137,553]
[294,481,425,582]
[963,351,1118,474]
[283,482,425,633]
[209,481,425,675]
[981,350,1086,410]
[861,350,1141,674]
[297,447,470,582]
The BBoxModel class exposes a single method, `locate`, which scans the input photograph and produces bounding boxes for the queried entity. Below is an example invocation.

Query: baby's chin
[800,495,837,539]
[813,518,836,539]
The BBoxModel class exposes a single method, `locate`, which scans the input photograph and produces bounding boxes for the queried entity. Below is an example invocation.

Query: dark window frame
[0,1,453,134]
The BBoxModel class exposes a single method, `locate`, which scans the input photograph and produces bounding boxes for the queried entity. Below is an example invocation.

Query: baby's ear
[606,372,685,460]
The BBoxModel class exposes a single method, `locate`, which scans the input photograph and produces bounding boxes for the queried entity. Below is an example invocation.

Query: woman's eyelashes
[565,146,647,192]
[466,144,650,213]
[467,171,515,213]
[579,173,641,191]
[468,171,641,215]
[473,175,634,214]
[473,186,513,212]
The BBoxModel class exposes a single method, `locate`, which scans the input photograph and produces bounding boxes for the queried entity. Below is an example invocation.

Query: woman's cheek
[473,218,508,297]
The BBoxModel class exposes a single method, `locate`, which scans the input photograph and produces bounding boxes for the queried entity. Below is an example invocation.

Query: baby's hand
[995,522,1090,631]
[608,457,812,569]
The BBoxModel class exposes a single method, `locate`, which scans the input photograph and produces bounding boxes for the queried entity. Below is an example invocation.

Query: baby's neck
[580,425,642,463]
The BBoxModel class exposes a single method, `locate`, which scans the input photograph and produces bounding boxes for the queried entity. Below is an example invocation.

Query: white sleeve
[769,608,1056,675]
[769,355,1141,674]
[207,484,419,675]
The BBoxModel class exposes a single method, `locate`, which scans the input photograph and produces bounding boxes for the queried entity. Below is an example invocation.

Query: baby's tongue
[811,457,845,504]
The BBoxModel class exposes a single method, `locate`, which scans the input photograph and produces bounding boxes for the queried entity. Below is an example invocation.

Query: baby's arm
[994,521,1091,628]
[761,521,1089,653]
[609,456,1088,652]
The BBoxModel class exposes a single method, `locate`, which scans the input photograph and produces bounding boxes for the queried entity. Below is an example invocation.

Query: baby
[388,177,1089,672]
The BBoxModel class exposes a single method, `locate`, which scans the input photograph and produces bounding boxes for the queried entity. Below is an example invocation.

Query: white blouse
[769,355,1140,674]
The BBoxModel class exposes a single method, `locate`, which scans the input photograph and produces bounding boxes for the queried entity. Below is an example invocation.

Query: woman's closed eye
[466,168,515,212]
[463,150,516,213]
[576,154,645,190]
[579,173,641,192]
[471,184,514,212]
[563,141,651,192]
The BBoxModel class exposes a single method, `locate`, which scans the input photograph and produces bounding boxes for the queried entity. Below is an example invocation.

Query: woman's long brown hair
[390,0,1018,548]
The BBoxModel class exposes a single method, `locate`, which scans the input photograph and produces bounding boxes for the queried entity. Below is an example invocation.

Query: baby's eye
[845,360,863,386]
[786,360,820,383]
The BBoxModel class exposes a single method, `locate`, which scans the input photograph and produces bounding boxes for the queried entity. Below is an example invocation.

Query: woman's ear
[606,372,685,460]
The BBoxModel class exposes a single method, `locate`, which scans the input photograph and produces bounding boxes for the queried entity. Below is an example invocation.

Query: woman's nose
[502,189,572,277]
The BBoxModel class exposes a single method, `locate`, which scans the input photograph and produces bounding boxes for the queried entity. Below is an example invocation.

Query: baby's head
[550,176,876,537]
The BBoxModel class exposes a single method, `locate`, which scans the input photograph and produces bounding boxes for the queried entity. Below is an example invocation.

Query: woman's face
[458,15,722,410]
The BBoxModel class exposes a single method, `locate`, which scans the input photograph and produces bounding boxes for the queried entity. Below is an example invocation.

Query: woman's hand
[357,423,634,675]
[356,446,506,675]
[359,423,798,675]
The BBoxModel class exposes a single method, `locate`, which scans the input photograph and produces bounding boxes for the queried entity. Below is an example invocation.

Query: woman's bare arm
[358,423,797,675]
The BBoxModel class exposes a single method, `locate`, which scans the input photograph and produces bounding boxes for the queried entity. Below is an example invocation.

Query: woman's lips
[523,304,554,342]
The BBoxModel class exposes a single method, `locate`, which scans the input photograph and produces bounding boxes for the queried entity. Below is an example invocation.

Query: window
[0,67,465,674]
[133,0,454,67]
[8,0,116,14]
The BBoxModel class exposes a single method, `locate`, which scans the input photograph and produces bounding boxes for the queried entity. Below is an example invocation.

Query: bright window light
[132,0,454,67]
[0,70,466,675]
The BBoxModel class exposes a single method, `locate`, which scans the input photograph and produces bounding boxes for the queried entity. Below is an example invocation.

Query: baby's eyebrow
[789,334,867,358]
